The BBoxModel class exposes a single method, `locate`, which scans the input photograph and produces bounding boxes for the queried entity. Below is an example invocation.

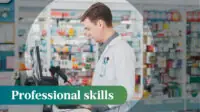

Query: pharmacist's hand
[79,105,92,110]
[63,81,72,86]
[63,82,70,85]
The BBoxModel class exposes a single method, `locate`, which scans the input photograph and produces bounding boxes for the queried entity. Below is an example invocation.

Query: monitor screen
[35,46,43,79]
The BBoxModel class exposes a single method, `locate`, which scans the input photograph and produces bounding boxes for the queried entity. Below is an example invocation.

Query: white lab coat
[92,35,135,109]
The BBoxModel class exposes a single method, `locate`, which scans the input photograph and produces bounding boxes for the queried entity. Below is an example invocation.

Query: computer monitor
[35,46,43,80]
[30,45,58,85]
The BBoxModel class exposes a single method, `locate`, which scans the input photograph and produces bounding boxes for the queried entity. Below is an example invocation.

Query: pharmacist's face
[82,18,103,42]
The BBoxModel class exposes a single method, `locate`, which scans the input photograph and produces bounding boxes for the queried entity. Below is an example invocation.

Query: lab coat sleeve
[114,43,135,101]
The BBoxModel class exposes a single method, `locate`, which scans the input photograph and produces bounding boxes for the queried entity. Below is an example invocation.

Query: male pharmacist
[80,2,135,112]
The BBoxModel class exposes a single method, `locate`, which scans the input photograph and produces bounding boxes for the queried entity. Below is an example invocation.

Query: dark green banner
[0,86,127,105]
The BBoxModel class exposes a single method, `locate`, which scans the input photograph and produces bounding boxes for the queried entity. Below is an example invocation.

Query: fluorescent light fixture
[0,0,11,3]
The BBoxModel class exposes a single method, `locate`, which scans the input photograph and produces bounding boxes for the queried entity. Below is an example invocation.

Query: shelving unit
[50,10,95,85]
[15,0,50,72]
[142,7,186,99]
[185,9,200,110]
[130,6,190,112]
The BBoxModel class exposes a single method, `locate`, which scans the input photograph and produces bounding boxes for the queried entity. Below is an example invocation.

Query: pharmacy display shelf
[141,5,199,111]
[185,9,200,111]
[143,7,186,99]
[15,0,50,72]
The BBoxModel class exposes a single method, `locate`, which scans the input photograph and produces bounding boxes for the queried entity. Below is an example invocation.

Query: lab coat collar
[102,32,119,47]
[99,35,122,59]
[99,32,119,56]
[107,35,122,47]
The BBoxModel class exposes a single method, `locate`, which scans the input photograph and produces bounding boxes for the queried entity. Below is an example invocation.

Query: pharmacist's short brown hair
[80,2,113,27]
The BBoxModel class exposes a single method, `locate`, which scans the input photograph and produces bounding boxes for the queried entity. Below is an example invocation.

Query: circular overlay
[22,0,144,109]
